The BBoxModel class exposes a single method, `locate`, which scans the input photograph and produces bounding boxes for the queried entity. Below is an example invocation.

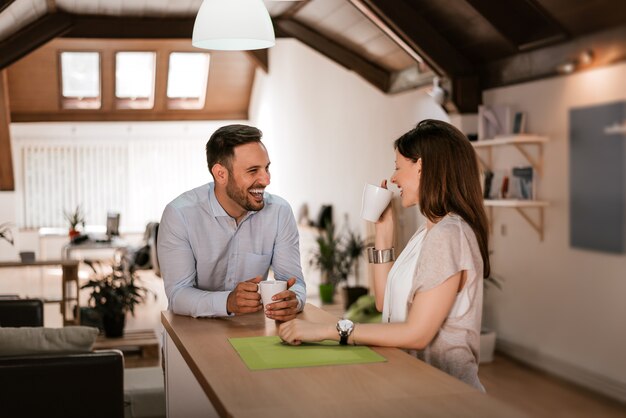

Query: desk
[0,260,80,325]
[62,237,128,260]
[161,305,525,418]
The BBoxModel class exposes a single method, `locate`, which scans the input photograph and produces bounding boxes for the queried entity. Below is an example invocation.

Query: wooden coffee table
[93,328,159,368]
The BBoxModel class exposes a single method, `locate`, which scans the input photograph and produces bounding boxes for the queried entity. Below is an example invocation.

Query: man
[157,124,305,320]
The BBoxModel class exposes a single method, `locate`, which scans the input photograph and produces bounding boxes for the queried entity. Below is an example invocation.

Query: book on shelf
[486,169,509,200]
[508,166,534,200]
[512,112,527,134]
[484,166,534,201]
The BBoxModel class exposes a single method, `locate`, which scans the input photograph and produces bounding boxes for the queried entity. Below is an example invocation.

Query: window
[60,52,101,109]
[166,52,210,110]
[115,52,156,109]
[16,131,209,232]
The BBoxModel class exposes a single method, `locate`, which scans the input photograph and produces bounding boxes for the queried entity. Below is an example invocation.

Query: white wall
[249,38,447,243]
[483,62,626,400]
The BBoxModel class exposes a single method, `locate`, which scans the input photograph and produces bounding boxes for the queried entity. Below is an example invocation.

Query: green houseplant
[310,221,369,306]
[81,260,149,338]
[64,205,85,239]
[310,222,345,304]
[340,229,369,309]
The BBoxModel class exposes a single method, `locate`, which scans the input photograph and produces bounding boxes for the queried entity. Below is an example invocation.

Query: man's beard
[226,177,265,212]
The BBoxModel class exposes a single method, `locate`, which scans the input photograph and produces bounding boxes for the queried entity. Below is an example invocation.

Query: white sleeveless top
[382,226,426,323]
[382,223,473,323]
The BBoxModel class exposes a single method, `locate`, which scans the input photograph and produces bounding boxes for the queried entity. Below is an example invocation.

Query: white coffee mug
[258,280,287,306]
[361,183,393,222]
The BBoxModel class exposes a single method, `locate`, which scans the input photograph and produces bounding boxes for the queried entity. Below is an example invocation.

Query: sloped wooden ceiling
[7,38,255,122]
[0,0,626,114]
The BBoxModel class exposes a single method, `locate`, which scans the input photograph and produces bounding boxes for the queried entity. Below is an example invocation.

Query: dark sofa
[0,298,125,418]
[0,350,125,418]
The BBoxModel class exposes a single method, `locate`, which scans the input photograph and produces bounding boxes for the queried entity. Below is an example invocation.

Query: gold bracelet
[367,247,395,264]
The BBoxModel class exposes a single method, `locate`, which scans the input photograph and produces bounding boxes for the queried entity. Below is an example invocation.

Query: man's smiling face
[225,141,271,213]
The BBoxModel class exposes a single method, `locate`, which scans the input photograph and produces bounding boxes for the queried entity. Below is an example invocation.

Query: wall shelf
[474,134,550,241]
[484,200,548,241]
[472,134,548,175]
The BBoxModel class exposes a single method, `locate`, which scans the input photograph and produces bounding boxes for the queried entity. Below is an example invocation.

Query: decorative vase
[102,312,126,338]
[319,283,335,304]
[69,228,80,239]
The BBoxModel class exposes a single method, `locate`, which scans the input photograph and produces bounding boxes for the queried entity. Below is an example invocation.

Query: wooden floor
[2,268,625,417]
[480,354,626,417]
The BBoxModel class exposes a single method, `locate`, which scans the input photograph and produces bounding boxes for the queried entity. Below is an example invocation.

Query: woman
[278,119,490,391]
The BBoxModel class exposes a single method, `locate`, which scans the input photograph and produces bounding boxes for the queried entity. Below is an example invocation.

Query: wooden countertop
[162,304,526,417]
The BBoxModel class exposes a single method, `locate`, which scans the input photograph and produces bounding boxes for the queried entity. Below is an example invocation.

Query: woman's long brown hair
[394,119,490,278]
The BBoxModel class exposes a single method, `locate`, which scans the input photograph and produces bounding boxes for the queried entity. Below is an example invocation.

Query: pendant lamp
[192,0,275,51]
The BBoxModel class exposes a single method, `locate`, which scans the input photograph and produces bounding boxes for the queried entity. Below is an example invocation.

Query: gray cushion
[0,326,98,356]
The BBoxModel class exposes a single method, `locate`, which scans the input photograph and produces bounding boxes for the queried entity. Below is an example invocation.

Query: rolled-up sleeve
[158,204,230,317]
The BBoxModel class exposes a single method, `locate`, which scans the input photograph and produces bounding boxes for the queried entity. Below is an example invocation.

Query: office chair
[0,298,44,327]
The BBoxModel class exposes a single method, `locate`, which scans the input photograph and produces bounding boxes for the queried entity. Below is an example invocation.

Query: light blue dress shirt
[158,182,306,317]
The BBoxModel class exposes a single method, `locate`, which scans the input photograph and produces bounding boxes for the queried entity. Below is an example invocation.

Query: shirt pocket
[238,252,272,281]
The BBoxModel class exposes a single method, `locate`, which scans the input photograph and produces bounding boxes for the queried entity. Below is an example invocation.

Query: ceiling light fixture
[428,76,447,106]
[556,49,594,75]
[192,0,275,51]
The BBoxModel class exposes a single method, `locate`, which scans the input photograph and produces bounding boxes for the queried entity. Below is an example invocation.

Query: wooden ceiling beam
[355,0,474,78]
[482,24,626,89]
[274,18,390,93]
[0,12,73,70]
[352,0,479,112]
[64,15,195,39]
[245,49,269,73]
[0,70,14,191]
[463,0,568,51]
[0,0,16,14]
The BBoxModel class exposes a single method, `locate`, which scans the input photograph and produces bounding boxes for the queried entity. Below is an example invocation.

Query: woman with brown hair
[278,119,490,390]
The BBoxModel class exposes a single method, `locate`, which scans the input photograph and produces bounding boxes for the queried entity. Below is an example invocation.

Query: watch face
[337,319,354,333]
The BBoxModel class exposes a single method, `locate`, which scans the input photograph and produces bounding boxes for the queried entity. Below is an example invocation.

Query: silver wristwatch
[336,319,354,345]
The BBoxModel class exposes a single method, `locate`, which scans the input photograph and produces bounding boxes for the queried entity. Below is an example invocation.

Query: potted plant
[0,222,14,246]
[81,260,149,338]
[64,205,85,239]
[310,222,344,304]
[340,229,369,310]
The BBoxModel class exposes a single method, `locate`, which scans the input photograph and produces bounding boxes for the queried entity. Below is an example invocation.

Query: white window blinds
[13,122,222,232]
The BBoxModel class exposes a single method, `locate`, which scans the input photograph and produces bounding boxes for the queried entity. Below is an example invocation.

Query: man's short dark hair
[206,124,263,177]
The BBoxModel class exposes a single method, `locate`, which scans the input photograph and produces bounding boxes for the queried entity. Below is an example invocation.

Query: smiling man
[158,124,306,320]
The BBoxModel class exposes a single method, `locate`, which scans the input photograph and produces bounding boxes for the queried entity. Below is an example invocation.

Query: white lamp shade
[192,0,275,51]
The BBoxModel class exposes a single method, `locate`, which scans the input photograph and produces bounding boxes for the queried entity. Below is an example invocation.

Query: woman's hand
[278,319,335,346]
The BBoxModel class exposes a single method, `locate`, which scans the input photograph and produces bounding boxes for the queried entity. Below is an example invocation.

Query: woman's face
[391,149,422,208]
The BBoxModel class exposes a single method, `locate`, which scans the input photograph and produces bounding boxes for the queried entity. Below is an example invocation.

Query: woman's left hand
[278,319,334,346]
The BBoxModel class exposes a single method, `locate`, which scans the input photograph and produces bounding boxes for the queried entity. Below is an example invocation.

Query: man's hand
[226,276,262,315]
[264,277,299,322]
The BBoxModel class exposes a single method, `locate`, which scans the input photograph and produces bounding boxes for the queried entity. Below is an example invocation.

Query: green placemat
[228,336,387,370]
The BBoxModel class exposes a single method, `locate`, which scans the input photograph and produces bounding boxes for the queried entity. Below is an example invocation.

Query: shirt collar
[207,182,260,222]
